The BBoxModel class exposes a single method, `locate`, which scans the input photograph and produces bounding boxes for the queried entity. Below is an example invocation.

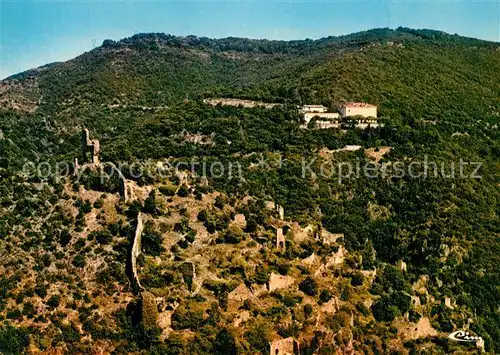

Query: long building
[302,104,328,113]
[301,102,380,129]
[303,112,340,125]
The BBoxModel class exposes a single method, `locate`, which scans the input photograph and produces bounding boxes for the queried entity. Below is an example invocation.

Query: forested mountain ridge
[0,28,498,354]
[1,27,499,167]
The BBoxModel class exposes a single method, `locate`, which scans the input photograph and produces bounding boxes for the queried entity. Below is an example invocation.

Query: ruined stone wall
[269,337,299,355]
[82,128,101,165]
[131,212,145,291]
[106,162,129,201]
[276,227,285,251]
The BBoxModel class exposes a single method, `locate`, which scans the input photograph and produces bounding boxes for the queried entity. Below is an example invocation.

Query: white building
[302,105,327,113]
[303,112,340,125]
[340,102,377,118]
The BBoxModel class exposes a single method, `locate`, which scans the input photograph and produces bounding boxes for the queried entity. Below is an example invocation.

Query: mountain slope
[0,28,498,354]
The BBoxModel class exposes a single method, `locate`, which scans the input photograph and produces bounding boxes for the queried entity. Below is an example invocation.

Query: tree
[197,209,208,222]
[245,321,272,354]
[0,324,30,355]
[213,328,237,355]
[299,277,318,296]
[143,190,158,215]
[47,295,61,309]
[142,232,165,256]
[177,185,189,197]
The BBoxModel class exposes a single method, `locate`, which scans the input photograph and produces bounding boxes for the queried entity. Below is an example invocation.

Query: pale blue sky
[1,0,499,79]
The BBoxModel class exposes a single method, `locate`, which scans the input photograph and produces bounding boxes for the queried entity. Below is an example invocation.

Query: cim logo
[448,330,482,343]
[448,330,485,352]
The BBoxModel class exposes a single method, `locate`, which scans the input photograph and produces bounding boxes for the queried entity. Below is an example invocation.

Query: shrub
[177,185,189,197]
[143,190,158,215]
[245,218,258,233]
[59,231,72,247]
[276,259,290,275]
[35,284,48,298]
[319,289,332,303]
[214,195,225,209]
[93,199,104,209]
[254,265,270,285]
[197,209,208,222]
[372,291,410,322]
[213,328,237,355]
[0,323,30,354]
[142,232,165,256]
[60,323,81,342]
[185,231,196,244]
[6,308,22,320]
[22,302,35,318]
[47,295,61,309]
[245,321,272,354]
[72,254,86,268]
[159,185,176,196]
[93,229,113,245]
[217,225,244,244]
[350,272,364,286]
[299,277,317,296]
[171,303,205,330]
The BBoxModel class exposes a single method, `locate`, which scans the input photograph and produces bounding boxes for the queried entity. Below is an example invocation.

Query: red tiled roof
[343,102,377,108]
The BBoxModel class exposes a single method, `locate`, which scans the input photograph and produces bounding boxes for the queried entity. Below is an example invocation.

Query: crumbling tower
[274,204,286,252]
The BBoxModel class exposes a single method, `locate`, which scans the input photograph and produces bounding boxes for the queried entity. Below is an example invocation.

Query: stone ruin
[233,310,251,327]
[276,227,286,251]
[130,213,145,292]
[81,127,100,165]
[271,204,287,251]
[269,337,299,355]
[140,291,159,329]
[397,260,407,272]
[75,128,129,201]
[321,296,340,315]
[227,283,253,310]
[275,204,285,220]
[444,297,454,309]
[326,245,346,266]
[411,295,421,308]
[268,272,295,292]
[105,162,129,201]
[321,231,344,245]
[180,261,196,291]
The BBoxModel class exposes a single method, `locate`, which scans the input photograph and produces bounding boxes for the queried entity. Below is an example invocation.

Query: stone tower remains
[82,127,100,165]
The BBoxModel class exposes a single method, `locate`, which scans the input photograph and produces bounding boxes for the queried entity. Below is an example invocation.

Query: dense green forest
[0,28,498,354]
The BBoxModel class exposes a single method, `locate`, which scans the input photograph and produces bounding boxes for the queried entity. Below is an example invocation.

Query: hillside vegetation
[0,28,498,354]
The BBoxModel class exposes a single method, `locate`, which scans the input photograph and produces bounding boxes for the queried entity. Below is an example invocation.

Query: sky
[1,0,499,79]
